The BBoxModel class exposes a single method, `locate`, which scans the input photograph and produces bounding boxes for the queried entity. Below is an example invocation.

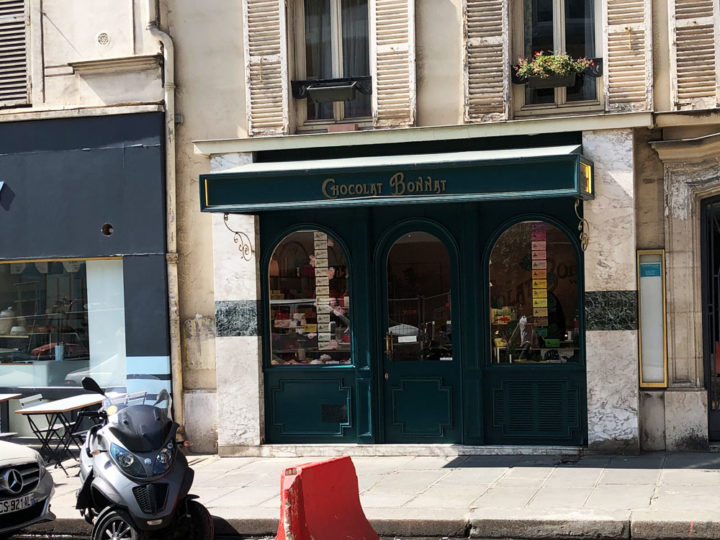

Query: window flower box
[512,52,602,89]
[525,73,577,89]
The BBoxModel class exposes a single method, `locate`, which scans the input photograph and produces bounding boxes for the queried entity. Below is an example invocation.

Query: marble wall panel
[586,330,640,451]
[212,212,261,301]
[581,130,637,292]
[215,335,264,447]
[585,291,638,331]
[215,300,260,337]
[209,152,265,449]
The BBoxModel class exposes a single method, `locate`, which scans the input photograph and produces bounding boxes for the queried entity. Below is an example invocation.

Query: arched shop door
[264,229,357,442]
[485,220,586,445]
[378,228,461,443]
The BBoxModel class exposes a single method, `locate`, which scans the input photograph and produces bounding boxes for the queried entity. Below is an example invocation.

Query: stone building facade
[4,0,719,455]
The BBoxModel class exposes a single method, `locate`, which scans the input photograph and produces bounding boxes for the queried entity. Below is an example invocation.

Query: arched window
[489,221,579,364]
[268,230,351,366]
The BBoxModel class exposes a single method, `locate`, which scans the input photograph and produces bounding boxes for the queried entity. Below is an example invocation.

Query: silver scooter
[76,377,213,540]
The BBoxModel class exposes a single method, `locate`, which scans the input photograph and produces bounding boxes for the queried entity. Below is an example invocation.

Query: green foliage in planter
[515,51,594,79]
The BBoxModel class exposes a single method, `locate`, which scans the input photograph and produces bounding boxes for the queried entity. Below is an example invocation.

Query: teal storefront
[201,146,593,446]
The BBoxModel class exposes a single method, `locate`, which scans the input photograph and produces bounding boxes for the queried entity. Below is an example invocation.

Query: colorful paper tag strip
[531,222,548,328]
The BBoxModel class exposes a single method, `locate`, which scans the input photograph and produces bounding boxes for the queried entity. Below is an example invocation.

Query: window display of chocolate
[489,221,579,364]
[269,230,352,365]
[386,232,453,362]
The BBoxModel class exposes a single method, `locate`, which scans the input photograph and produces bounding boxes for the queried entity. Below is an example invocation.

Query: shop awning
[200,145,594,213]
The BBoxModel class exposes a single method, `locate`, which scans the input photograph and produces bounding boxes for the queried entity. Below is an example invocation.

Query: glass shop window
[386,232,453,362]
[268,230,352,366]
[0,259,127,389]
[489,221,579,364]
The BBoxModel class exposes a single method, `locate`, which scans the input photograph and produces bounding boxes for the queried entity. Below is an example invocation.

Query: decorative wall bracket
[574,200,590,251]
[223,213,255,261]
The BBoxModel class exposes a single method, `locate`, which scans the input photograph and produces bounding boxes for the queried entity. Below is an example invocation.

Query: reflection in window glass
[489,221,579,364]
[268,230,351,366]
[386,232,453,362]
[0,259,126,388]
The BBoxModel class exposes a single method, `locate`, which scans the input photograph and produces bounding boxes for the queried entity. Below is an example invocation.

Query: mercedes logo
[4,469,23,495]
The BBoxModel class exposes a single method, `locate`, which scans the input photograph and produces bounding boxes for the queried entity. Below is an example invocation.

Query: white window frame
[291,0,372,130]
[511,0,603,116]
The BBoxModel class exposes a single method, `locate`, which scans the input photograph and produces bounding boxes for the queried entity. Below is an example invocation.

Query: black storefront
[0,113,171,434]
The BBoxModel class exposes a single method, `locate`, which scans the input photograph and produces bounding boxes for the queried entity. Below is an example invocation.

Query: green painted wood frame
[373,218,463,443]
[259,199,587,445]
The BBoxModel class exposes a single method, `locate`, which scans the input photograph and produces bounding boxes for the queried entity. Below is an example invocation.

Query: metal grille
[132,483,168,514]
[0,462,40,496]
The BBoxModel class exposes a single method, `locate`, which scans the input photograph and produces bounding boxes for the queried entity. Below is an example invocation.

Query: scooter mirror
[154,389,170,406]
[82,377,106,396]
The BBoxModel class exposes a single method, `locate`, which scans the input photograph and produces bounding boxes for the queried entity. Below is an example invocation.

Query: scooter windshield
[108,404,175,453]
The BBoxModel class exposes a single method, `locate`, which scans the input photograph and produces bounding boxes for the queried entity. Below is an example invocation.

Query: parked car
[0,440,55,538]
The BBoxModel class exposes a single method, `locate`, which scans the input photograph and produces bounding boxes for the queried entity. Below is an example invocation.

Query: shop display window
[268,230,352,366]
[0,259,127,388]
[489,221,579,364]
[385,232,453,362]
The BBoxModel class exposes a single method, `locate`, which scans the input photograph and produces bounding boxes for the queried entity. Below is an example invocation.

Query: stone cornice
[194,112,653,156]
[651,131,720,163]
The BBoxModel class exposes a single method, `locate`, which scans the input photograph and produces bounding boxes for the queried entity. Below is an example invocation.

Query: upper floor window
[519,0,597,108]
[295,0,370,123]
[0,0,29,108]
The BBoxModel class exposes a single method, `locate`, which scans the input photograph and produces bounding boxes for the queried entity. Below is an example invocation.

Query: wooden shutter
[0,0,28,107]
[603,0,652,112]
[242,0,289,136]
[669,0,720,110]
[370,0,415,128]
[463,0,509,123]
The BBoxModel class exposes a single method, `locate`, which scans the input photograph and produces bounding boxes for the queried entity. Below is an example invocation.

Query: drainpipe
[147,0,183,435]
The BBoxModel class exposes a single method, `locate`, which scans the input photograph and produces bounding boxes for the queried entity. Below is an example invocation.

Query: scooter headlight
[110,443,148,478]
[152,444,174,475]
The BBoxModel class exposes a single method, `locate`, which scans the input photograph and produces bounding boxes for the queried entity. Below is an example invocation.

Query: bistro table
[0,393,21,436]
[15,394,104,474]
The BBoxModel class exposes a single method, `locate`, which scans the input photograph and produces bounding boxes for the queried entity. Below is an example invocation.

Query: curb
[631,520,720,540]
[23,515,720,539]
[469,518,630,539]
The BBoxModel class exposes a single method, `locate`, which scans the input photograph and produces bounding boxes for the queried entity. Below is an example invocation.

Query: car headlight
[110,443,148,478]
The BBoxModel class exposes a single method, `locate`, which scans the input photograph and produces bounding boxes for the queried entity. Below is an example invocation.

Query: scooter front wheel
[92,508,148,540]
[167,499,214,540]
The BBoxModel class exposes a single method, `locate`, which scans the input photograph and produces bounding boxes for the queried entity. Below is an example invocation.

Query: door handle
[384,372,389,381]
[384,334,394,359]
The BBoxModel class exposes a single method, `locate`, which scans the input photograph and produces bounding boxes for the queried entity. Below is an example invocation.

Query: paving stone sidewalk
[23,452,720,539]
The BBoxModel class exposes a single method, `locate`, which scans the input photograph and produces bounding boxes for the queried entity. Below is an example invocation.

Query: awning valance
[200,145,594,213]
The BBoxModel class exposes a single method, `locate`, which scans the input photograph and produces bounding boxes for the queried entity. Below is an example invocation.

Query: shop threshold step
[218,444,584,458]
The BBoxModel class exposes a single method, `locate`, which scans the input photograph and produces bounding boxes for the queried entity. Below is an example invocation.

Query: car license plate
[0,494,36,514]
